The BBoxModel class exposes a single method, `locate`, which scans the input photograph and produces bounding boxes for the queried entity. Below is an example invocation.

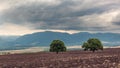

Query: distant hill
[12,31,72,47]
[0,36,19,42]
[0,31,120,50]
[11,31,120,46]
[0,36,19,50]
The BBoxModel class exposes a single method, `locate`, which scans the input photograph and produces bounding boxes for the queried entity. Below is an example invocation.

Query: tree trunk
[56,51,58,54]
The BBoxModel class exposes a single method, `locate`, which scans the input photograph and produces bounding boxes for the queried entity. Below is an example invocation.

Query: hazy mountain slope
[0,36,19,50]
[0,31,120,50]
[13,31,72,46]
[13,31,120,46]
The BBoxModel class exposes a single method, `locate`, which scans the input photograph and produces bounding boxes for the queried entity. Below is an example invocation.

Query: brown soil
[0,48,120,68]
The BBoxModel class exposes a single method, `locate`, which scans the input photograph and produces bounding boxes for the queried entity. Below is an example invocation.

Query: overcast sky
[0,0,120,35]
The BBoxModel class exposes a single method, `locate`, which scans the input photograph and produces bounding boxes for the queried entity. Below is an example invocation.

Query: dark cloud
[112,14,120,25]
[113,21,120,25]
[1,0,120,32]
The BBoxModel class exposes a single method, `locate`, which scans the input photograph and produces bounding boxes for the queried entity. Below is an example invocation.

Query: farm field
[0,48,120,68]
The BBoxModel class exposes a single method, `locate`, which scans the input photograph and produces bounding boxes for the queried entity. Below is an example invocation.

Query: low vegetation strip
[0,48,119,68]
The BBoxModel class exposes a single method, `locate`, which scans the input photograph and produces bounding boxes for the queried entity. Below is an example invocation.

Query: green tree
[49,40,67,54]
[82,38,103,52]
[82,42,89,51]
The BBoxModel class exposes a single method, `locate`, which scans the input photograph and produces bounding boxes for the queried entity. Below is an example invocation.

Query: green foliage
[82,38,103,52]
[82,42,89,51]
[49,40,67,54]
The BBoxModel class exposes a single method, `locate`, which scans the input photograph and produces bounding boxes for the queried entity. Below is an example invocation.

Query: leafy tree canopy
[49,40,66,54]
[82,38,103,52]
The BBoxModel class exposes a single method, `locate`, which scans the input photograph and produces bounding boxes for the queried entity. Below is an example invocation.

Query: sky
[0,0,120,35]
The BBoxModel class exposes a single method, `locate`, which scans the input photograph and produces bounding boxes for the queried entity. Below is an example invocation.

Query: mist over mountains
[0,31,120,50]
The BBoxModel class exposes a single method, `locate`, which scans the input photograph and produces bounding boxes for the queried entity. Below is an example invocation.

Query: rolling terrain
[13,31,120,46]
[0,31,120,50]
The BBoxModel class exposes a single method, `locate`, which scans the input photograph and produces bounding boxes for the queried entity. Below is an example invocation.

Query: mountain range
[0,31,120,50]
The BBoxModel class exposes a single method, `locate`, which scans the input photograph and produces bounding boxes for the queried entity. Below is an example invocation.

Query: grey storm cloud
[1,0,120,32]
[112,13,120,25]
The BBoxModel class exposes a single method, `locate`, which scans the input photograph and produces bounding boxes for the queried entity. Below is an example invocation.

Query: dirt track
[0,48,120,68]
